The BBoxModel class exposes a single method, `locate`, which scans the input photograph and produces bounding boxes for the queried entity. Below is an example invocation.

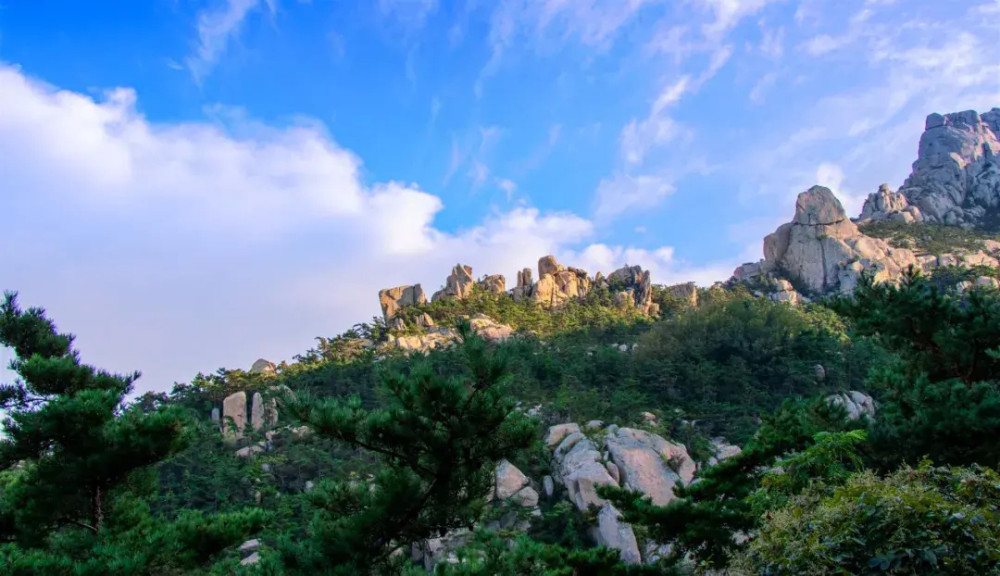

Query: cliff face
[735,108,1000,300]
[860,109,1000,228]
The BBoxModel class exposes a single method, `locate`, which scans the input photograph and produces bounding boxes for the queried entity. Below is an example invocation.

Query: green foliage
[929,264,1000,289]
[746,429,867,516]
[740,463,1000,575]
[634,291,874,441]
[275,321,536,575]
[0,292,264,574]
[859,220,1000,254]
[834,269,1000,468]
[435,529,672,576]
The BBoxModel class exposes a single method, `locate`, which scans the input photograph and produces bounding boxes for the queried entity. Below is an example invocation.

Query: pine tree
[275,320,537,575]
[0,291,264,574]
[833,268,1000,468]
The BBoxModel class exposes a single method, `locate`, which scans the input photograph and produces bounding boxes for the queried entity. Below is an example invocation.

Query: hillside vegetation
[2,263,1000,574]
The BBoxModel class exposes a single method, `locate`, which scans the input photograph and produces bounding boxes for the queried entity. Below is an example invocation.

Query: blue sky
[1,0,998,393]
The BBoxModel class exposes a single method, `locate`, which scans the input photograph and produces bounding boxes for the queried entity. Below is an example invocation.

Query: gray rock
[892,109,1000,227]
[593,503,641,564]
[543,475,555,498]
[210,407,220,423]
[511,486,539,508]
[826,391,877,421]
[544,423,581,448]
[239,539,260,552]
[605,461,621,484]
[495,459,530,500]
[250,358,276,375]
[240,552,260,565]
[604,427,695,506]
[585,420,604,430]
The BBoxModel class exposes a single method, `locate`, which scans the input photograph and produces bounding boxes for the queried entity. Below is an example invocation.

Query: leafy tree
[0,292,264,574]
[739,463,1000,575]
[275,321,536,575]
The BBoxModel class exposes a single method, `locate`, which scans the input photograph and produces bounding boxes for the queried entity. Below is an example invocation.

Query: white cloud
[186,0,273,83]
[0,64,709,393]
[593,174,675,220]
[803,33,849,56]
[378,0,439,30]
[476,0,659,97]
[759,25,784,58]
[497,178,518,199]
[748,71,777,104]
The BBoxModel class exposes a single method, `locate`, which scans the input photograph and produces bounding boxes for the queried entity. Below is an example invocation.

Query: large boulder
[593,503,641,565]
[477,274,506,294]
[666,282,698,307]
[741,186,918,295]
[250,358,276,375]
[250,391,278,432]
[826,391,877,421]
[495,460,530,500]
[545,423,581,448]
[378,284,426,320]
[511,268,533,302]
[222,391,248,440]
[468,314,515,343]
[858,183,924,223]
[604,428,695,506]
[432,264,476,302]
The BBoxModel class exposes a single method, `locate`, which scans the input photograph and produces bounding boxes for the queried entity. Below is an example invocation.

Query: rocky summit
[734,108,1000,301]
[860,109,1000,227]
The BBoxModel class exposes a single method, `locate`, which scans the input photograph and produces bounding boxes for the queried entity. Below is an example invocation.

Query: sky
[0,0,998,394]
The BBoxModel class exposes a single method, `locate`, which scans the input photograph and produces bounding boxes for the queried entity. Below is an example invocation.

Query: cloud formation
[0,64,724,393]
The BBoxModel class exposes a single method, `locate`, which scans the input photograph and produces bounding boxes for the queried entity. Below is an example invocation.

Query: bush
[740,463,1000,575]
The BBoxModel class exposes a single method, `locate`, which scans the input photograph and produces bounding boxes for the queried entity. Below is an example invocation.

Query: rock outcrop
[250,358,276,375]
[379,284,427,320]
[826,391,877,421]
[864,109,1000,227]
[377,256,661,329]
[432,264,475,302]
[393,314,515,353]
[735,186,919,295]
[544,419,705,564]
[858,183,924,224]
[222,391,247,440]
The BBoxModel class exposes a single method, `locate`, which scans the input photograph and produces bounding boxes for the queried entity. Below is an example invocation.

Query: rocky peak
[432,264,475,302]
[379,284,426,320]
[867,108,1000,227]
[794,185,848,226]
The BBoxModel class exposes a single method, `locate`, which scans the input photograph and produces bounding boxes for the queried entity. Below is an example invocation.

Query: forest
[2,266,1000,575]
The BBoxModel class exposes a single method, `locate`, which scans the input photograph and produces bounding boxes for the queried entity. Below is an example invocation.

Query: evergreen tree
[275,321,536,575]
[833,269,1000,467]
[0,292,264,574]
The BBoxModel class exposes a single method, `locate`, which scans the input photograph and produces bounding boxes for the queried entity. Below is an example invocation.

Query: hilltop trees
[274,321,536,575]
[0,292,264,575]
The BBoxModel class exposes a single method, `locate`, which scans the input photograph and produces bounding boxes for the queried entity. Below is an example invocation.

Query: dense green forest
[2,265,1000,574]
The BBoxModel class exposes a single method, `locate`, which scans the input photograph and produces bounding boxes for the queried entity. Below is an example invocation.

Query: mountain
[734,108,1000,301]
[859,109,1000,228]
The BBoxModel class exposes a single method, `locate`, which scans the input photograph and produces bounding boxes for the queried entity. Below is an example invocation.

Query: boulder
[826,391,877,421]
[858,183,924,223]
[432,264,475,302]
[605,428,695,506]
[477,274,506,294]
[495,460,530,500]
[378,284,426,320]
[667,282,698,307]
[239,539,260,552]
[544,423,581,448]
[510,486,539,508]
[240,552,260,566]
[543,475,555,498]
[250,358,276,375]
[210,407,220,423]
[512,268,533,301]
[250,391,278,432]
[593,503,641,565]
[706,438,742,467]
[468,314,515,343]
[737,186,918,295]
[222,391,248,440]
[538,255,564,278]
